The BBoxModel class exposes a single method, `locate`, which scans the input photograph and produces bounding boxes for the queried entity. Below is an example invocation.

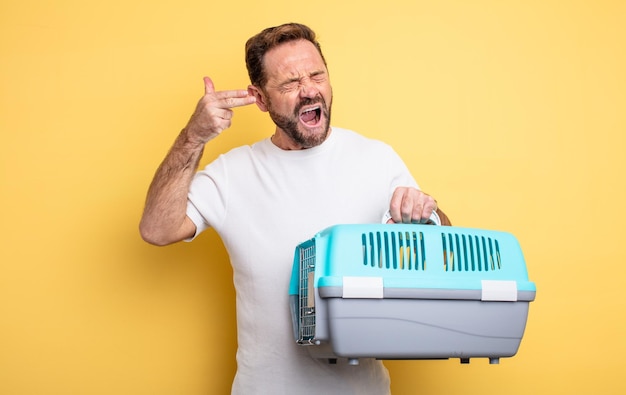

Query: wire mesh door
[297,242,316,344]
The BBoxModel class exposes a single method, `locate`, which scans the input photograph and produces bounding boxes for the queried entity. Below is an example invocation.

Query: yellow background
[1,0,624,394]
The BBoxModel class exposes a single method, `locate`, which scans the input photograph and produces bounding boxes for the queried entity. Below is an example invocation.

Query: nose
[299,80,319,99]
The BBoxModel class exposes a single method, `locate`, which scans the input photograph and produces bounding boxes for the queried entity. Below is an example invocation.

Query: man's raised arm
[139,77,256,245]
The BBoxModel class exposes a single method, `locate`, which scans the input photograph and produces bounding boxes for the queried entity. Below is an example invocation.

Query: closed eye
[277,71,327,92]
[279,80,299,92]
[311,71,327,82]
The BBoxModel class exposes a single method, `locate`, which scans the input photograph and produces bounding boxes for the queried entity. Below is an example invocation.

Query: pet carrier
[289,224,536,365]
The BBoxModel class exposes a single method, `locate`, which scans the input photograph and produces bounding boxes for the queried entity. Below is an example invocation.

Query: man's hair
[245,23,327,89]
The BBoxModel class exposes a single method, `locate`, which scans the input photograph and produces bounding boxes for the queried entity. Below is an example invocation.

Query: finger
[203,76,215,95]
[202,76,256,107]
[215,90,256,109]
[388,188,404,223]
[390,187,414,224]
[218,108,234,121]
[409,194,425,223]
[401,192,416,223]
[413,195,437,223]
[429,199,438,217]
[425,196,437,218]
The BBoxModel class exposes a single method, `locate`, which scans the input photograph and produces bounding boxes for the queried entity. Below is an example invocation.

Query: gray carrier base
[292,286,534,365]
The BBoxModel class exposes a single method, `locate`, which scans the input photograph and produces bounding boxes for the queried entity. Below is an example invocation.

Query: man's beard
[267,95,332,149]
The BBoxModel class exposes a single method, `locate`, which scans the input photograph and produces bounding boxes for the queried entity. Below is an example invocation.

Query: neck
[270,127,333,151]
[270,132,303,150]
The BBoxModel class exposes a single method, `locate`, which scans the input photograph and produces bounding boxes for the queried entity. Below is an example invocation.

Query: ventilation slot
[362,231,426,270]
[442,233,501,272]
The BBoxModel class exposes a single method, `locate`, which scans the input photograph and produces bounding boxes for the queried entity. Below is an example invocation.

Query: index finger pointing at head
[216,90,257,109]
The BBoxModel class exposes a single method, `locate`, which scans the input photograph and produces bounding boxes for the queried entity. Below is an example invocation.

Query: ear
[248,85,268,112]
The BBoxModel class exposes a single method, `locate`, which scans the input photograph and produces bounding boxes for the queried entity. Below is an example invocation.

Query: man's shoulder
[218,138,269,159]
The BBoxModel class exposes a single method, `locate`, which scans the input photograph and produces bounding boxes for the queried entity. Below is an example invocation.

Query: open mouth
[299,105,322,127]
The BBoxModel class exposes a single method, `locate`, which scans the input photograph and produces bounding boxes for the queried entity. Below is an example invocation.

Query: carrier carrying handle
[381,210,441,225]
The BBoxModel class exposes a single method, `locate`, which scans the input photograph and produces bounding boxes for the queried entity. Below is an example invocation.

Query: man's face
[258,39,333,149]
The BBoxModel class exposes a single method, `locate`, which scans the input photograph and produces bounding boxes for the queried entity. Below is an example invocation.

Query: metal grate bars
[298,244,316,342]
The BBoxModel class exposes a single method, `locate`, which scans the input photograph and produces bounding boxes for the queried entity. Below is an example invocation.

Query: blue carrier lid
[290,224,536,302]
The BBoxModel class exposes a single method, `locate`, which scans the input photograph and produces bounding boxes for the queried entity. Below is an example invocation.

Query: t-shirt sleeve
[385,144,420,193]
[184,155,229,241]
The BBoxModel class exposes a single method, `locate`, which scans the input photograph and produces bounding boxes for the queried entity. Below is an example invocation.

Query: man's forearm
[139,129,204,245]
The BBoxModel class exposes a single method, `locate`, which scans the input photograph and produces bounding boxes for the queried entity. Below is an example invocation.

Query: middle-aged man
[140,22,451,395]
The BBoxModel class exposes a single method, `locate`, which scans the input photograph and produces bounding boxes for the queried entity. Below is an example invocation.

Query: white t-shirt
[187,127,418,395]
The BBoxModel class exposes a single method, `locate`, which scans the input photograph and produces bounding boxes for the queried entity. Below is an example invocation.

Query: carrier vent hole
[442,233,502,272]
[361,231,426,270]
